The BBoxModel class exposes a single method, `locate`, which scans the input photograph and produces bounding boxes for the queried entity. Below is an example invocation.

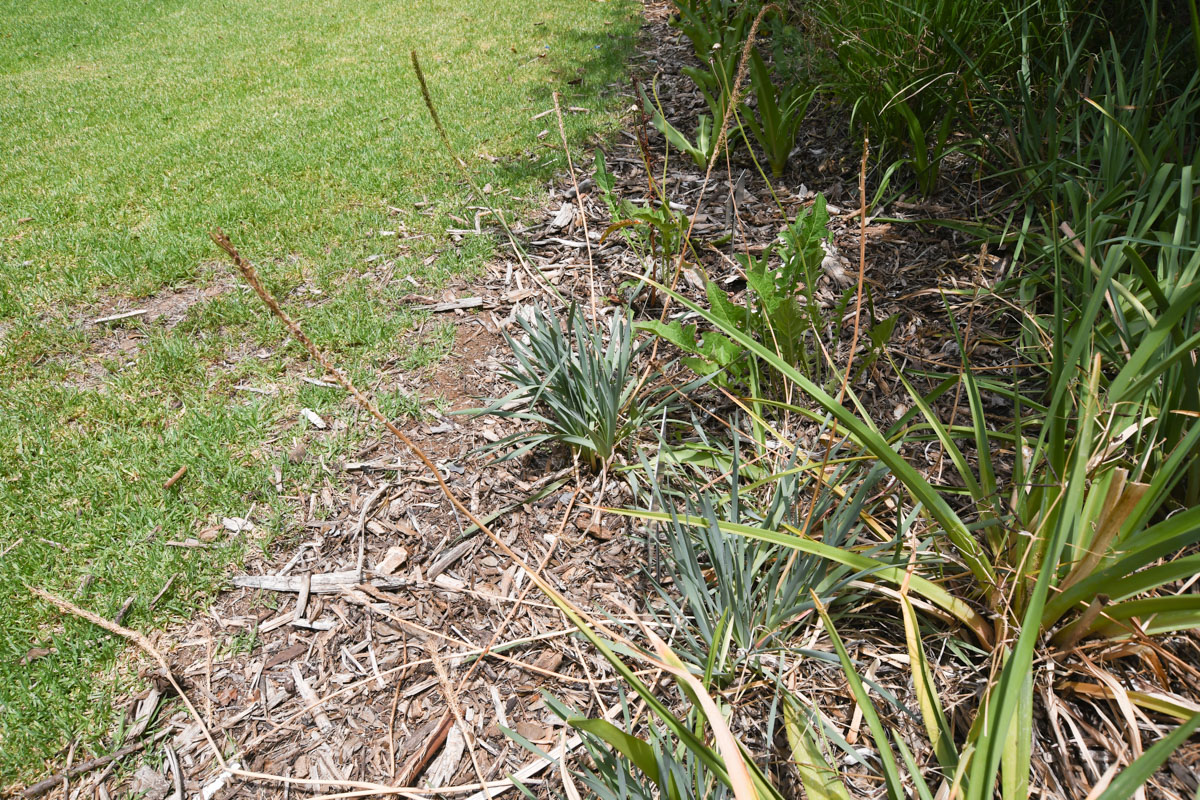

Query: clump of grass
[810,0,1018,193]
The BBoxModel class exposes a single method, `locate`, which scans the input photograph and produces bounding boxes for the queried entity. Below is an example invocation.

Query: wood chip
[376,546,410,576]
[222,517,254,533]
[294,572,312,621]
[92,309,148,325]
[425,539,477,581]
[301,408,328,429]
[291,664,334,732]
[413,297,487,312]
[234,570,401,594]
[425,722,467,788]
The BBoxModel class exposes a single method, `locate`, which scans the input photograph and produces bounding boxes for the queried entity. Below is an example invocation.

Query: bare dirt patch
[84,279,232,332]
[423,321,505,413]
[61,277,233,390]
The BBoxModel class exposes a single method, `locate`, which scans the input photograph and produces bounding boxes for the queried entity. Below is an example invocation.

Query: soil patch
[60,276,233,390]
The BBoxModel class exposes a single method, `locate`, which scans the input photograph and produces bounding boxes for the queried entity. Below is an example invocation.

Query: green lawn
[0,0,635,781]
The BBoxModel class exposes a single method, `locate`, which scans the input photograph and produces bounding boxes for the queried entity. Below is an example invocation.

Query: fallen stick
[162,465,187,489]
[92,309,148,325]
[291,664,334,732]
[27,590,550,798]
[412,297,486,312]
[395,711,454,786]
[28,587,226,764]
[21,732,166,799]
[231,571,467,595]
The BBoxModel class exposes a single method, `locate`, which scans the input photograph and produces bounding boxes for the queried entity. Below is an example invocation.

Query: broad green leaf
[1000,672,1033,800]
[813,595,907,800]
[784,698,852,800]
[706,279,748,330]
[567,718,669,795]
[638,320,701,354]
[900,595,957,770]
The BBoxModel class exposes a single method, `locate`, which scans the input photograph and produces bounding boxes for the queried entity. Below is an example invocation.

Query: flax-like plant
[640,431,890,679]
[740,47,816,178]
[632,269,1200,797]
[468,304,674,473]
[986,14,1200,506]
[815,0,1014,193]
[786,597,1200,800]
[532,654,780,800]
[540,690,738,800]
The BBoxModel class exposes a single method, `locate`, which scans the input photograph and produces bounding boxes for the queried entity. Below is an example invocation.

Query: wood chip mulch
[23,2,1199,799]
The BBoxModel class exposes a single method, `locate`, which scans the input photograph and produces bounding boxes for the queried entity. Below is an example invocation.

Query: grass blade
[784,698,853,800]
[812,594,907,800]
[643,277,996,587]
[1091,713,1200,800]
[899,595,957,771]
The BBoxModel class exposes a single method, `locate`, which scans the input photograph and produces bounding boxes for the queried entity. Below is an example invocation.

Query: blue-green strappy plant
[469,304,674,473]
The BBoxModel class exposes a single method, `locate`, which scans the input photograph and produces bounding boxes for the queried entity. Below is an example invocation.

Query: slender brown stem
[208,228,636,650]
[553,92,597,319]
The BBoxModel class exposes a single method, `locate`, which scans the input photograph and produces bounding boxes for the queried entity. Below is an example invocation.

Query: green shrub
[629,252,1200,796]
[979,4,1200,505]
[510,3,1200,797]
[641,195,892,396]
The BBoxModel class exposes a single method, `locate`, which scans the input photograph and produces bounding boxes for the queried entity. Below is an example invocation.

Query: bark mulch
[20,2,1200,799]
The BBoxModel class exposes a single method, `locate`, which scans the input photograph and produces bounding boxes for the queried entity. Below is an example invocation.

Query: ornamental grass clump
[471,304,674,473]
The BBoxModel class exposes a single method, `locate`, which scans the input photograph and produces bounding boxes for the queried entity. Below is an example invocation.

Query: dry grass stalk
[27,587,226,768]
[552,91,598,318]
[409,50,560,302]
[26,588,507,798]
[205,228,681,790]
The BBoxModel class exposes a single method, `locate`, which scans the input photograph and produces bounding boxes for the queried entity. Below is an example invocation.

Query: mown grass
[0,0,636,781]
